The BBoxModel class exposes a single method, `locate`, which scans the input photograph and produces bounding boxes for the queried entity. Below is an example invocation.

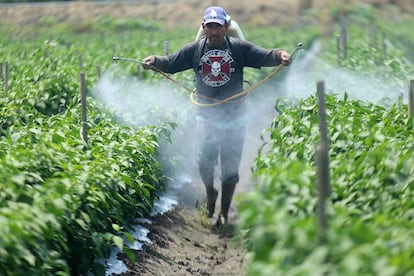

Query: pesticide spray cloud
[283,40,406,103]
[92,65,203,205]
[91,45,406,206]
[228,40,407,194]
[91,64,281,205]
[92,65,193,128]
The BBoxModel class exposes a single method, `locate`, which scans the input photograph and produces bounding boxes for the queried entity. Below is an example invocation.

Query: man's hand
[277,50,291,66]
[142,55,156,69]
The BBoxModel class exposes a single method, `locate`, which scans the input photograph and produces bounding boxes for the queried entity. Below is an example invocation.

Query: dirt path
[121,203,249,276]
[116,117,267,275]
[117,171,253,275]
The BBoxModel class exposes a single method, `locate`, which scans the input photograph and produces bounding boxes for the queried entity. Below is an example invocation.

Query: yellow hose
[154,63,285,107]
[190,63,285,107]
[115,43,302,107]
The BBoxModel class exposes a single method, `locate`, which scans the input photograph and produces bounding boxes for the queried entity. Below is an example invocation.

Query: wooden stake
[399,92,404,106]
[163,41,170,85]
[317,81,329,143]
[79,55,84,72]
[112,45,117,57]
[316,80,331,245]
[136,65,143,79]
[96,65,102,80]
[341,17,348,60]
[336,35,341,66]
[369,25,377,49]
[80,72,88,147]
[164,40,169,55]
[4,61,8,97]
[409,79,414,117]
[152,1,158,20]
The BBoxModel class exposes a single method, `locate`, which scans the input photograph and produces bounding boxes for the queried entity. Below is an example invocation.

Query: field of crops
[236,6,414,276]
[1,2,414,275]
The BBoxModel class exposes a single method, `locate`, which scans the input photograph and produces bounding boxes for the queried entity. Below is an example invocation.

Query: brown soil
[0,0,300,28]
[2,0,412,32]
[110,102,266,275]
[116,132,260,275]
[120,205,249,276]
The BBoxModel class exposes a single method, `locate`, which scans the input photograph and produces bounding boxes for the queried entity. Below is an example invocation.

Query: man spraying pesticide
[121,6,294,226]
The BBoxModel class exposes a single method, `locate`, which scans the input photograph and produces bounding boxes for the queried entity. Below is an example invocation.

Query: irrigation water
[101,195,177,275]
[91,43,406,273]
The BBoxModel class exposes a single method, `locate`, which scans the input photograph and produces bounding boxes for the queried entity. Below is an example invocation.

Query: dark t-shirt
[154,36,282,124]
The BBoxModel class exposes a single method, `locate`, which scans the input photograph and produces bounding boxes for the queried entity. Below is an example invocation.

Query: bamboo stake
[409,79,414,117]
[80,72,88,147]
[316,80,331,245]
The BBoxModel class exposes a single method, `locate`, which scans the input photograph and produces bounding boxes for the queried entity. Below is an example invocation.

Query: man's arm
[142,41,198,73]
[238,40,291,68]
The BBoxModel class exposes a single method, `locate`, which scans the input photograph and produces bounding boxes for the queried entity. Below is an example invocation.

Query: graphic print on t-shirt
[201,49,235,87]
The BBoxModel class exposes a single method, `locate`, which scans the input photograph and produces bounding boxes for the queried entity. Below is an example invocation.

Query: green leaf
[112,223,121,232]
[112,235,123,251]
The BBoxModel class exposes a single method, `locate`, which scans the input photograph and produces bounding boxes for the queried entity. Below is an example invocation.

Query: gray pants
[198,120,246,187]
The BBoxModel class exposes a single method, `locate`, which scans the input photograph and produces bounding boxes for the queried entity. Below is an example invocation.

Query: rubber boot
[206,186,218,218]
[200,166,217,217]
[217,182,236,225]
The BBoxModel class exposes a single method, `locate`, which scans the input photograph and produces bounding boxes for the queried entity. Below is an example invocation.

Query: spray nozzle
[113,56,119,64]
[290,42,304,60]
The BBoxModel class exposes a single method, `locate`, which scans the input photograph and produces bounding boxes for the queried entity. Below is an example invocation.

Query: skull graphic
[201,49,234,87]
[211,61,221,77]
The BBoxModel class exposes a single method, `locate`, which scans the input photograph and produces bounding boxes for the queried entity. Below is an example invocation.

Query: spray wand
[112,55,215,101]
[112,56,146,64]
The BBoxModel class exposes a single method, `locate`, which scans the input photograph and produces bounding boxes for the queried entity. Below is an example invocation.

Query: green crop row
[0,20,174,275]
[237,94,414,275]
[236,5,414,276]
[0,105,169,274]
